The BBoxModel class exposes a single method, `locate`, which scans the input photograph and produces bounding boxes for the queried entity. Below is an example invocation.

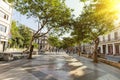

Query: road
[0,52,119,80]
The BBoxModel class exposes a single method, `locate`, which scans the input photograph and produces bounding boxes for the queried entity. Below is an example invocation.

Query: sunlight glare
[69,66,87,76]
[3,78,14,80]
[68,62,83,67]
[110,0,120,14]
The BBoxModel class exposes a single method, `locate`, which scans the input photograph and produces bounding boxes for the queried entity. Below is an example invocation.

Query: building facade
[38,33,51,52]
[82,26,120,56]
[99,27,120,56]
[0,0,12,52]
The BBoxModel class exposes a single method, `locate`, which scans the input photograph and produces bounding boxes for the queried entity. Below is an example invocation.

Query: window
[108,34,111,41]
[0,10,9,20]
[114,32,118,40]
[0,24,7,32]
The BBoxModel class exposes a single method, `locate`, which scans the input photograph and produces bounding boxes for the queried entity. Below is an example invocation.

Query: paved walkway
[0,52,120,80]
[105,55,120,62]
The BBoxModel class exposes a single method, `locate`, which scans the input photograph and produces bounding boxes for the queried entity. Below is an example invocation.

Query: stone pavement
[105,55,120,62]
[0,52,120,80]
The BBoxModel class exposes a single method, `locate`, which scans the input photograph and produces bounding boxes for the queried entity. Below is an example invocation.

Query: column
[106,44,108,54]
[101,46,103,53]
[113,43,115,55]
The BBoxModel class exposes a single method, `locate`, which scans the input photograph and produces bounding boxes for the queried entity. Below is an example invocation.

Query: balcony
[0,0,12,12]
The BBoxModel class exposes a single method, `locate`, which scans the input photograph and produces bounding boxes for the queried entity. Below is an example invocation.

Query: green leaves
[72,0,116,45]
[19,25,32,48]
[47,36,61,48]
[3,0,13,3]
[10,21,23,48]
[9,21,33,48]
[14,0,72,37]
[61,37,75,49]
[80,0,87,2]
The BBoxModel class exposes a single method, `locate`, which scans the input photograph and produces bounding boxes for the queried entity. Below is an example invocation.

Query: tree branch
[34,27,52,38]
[33,20,48,37]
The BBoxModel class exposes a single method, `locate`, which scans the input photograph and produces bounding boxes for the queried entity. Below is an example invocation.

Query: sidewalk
[0,52,119,80]
[105,55,120,62]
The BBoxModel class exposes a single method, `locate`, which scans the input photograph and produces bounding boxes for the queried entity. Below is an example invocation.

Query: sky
[12,0,84,31]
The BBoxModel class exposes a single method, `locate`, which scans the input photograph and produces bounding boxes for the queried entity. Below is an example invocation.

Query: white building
[0,0,12,52]
[82,26,120,56]
[99,27,120,56]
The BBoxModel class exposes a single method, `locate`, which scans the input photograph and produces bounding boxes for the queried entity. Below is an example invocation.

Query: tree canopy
[9,21,37,49]
[12,0,73,58]
[14,0,72,36]
[61,37,75,49]
[47,36,61,48]
[71,0,119,62]
[18,24,32,48]
[9,21,23,48]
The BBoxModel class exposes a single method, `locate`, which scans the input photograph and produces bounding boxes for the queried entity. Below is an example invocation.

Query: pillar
[106,44,108,54]
[100,46,103,53]
[113,43,115,55]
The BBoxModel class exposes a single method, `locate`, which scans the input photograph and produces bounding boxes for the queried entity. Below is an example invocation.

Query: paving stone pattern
[0,52,119,80]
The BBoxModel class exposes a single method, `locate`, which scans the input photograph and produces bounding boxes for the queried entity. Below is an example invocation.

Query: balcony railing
[100,36,120,43]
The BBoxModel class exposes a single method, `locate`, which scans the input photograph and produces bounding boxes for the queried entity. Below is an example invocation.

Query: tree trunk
[78,43,81,56]
[28,36,34,59]
[93,37,99,63]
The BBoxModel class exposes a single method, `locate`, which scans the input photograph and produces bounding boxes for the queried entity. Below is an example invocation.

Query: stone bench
[0,52,26,61]
[0,52,14,61]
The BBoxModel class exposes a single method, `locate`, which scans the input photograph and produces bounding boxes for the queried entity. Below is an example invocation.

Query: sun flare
[109,0,120,14]
[97,0,120,15]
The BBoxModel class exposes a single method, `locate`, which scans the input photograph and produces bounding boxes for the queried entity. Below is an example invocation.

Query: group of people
[48,47,64,53]
[66,47,78,54]
[65,47,86,54]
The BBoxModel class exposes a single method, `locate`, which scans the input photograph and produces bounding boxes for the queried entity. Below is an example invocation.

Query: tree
[9,21,23,48]
[61,37,75,49]
[18,25,32,48]
[3,0,13,3]
[13,0,72,59]
[76,0,118,63]
[47,36,61,48]
[71,17,90,56]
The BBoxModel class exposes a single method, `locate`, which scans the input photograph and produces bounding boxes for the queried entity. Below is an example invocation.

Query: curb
[80,54,120,69]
